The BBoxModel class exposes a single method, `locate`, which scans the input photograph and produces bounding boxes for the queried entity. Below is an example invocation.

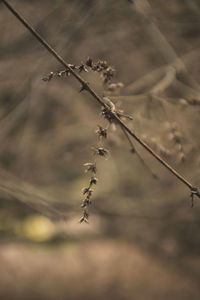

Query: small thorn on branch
[79,82,89,92]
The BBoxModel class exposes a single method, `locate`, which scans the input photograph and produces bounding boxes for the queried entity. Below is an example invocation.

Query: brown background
[0,0,200,299]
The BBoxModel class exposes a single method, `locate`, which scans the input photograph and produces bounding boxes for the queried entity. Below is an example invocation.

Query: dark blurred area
[0,0,200,299]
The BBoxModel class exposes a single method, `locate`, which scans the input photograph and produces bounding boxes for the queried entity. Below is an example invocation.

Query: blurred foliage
[0,0,200,248]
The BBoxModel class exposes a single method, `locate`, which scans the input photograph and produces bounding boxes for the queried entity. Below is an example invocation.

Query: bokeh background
[0,0,200,299]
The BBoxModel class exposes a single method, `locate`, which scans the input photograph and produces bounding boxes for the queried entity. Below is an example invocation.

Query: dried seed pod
[90,177,98,185]
[81,197,91,208]
[101,106,115,123]
[57,70,70,77]
[78,64,88,73]
[98,60,108,69]
[82,187,93,195]
[92,147,109,157]
[86,57,93,68]
[79,211,89,223]
[102,67,115,83]
[42,71,54,81]
[96,125,107,139]
[84,162,97,173]
[68,64,77,70]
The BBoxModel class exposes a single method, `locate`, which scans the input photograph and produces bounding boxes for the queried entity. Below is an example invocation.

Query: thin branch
[1,0,200,199]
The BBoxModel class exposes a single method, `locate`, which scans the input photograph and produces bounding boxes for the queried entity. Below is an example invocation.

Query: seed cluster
[79,124,108,223]
[42,58,124,92]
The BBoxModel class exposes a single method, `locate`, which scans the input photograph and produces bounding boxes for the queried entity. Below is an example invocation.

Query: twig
[1,0,200,200]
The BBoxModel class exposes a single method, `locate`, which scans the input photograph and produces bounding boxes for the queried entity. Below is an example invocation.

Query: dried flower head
[82,187,93,195]
[42,71,54,81]
[68,64,77,70]
[79,210,89,223]
[81,196,92,208]
[96,125,107,139]
[90,177,98,185]
[92,147,109,157]
[84,162,97,173]
[86,57,93,68]
[101,106,115,123]
[78,64,88,73]
[102,67,115,83]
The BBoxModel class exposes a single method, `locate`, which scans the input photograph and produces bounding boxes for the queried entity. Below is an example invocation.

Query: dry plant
[1,0,200,222]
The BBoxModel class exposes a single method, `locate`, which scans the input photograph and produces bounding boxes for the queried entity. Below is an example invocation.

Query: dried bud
[84,162,97,173]
[79,64,88,73]
[98,60,108,70]
[90,177,98,185]
[81,196,92,208]
[82,187,93,195]
[42,72,54,81]
[68,64,77,70]
[79,211,89,223]
[92,147,109,157]
[86,57,93,68]
[96,125,107,139]
[103,67,115,83]
[57,70,70,77]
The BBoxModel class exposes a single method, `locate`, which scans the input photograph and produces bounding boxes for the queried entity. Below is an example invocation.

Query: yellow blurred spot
[23,215,55,242]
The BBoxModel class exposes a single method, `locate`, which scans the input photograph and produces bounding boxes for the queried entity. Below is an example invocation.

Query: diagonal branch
[1,0,200,200]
